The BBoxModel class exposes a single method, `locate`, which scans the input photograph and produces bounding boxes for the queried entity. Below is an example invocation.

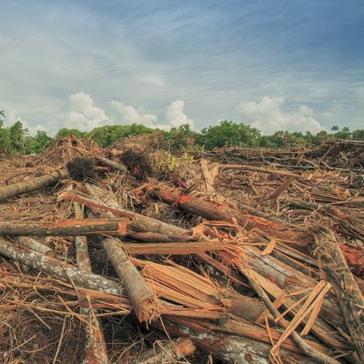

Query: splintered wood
[0,136,363,363]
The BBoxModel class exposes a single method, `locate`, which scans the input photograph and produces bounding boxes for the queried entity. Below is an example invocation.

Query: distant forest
[0,110,363,155]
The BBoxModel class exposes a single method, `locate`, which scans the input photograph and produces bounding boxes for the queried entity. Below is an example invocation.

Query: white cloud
[112,99,193,130]
[165,100,193,128]
[236,96,323,134]
[111,101,159,128]
[64,92,110,131]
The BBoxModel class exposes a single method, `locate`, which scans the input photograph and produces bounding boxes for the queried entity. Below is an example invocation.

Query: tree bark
[0,236,123,295]
[73,202,109,364]
[102,237,158,322]
[312,227,364,363]
[148,183,307,244]
[131,337,195,364]
[58,185,192,241]
[0,218,130,237]
[154,320,316,364]
[0,170,68,202]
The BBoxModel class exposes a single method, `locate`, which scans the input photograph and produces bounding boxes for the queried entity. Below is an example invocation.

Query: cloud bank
[236,96,324,134]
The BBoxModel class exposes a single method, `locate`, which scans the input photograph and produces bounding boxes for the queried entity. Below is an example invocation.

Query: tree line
[0,110,363,155]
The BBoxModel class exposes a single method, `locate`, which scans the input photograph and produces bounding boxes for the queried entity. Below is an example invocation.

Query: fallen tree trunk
[0,237,124,295]
[0,218,130,237]
[312,227,364,363]
[102,237,158,322]
[58,185,193,241]
[0,170,68,202]
[74,202,109,364]
[131,337,195,364]
[155,320,316,364]
[16,236,56,257]
[148,183,308,244]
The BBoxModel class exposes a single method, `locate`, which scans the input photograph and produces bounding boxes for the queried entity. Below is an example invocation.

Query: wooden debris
[0,169,67,202]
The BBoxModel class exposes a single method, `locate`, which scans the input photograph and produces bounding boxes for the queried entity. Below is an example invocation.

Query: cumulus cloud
[111,101,159,128]
[112,99,193,130]
[165,100,193,128]
[236,96,324,134]
[64,92,110,131]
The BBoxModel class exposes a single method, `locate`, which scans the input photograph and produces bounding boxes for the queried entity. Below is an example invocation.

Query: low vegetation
[0,112,363,155]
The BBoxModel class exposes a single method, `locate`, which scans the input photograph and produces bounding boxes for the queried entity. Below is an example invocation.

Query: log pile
[0,137,363,363]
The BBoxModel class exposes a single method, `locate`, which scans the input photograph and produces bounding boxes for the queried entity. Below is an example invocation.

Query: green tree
[200,121,260,149]
[25,130,53,154]
[56,128,86,139]
[9,120,28,153]
[0,110,5,126]
[352,129,364,140]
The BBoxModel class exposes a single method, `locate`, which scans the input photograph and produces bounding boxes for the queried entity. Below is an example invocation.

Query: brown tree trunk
[0,236,123,295]
[0,218,130,236]
[59,185,192,241]
[0,170,68,202]
[154,320,316,364]
[102,237,158,322]
[73,202,109,364]
[148,183,307,244]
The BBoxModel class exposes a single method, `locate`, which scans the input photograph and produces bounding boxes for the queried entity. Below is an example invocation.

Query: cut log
[0,218,130,237]
[16,236,56,257]
[312,227,364,363]
[155,320,316,364]
[131,337,195,364]
[74,202,109,364]
[0,237,124,295]
[148,183,308,244]
[102,237,158,322]
[0,170,68,202]
[58,186,192,241]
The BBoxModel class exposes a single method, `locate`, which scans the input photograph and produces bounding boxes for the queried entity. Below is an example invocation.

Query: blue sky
[0,0,363,135]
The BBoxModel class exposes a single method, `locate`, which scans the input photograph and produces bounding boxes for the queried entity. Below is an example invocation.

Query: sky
[0,0,363,135]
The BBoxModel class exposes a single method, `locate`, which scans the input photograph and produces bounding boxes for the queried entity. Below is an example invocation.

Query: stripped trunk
[0,170,67,202]
[74,202,109,364]
[0,218,129,236]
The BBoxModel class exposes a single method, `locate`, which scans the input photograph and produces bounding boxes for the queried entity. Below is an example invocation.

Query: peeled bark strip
[0,218,130,237]
[148,183,307,243]
[59,186,192,241]
[131,338,195,364]
[74,202,109,364]
[312,227,364,363]
[0,237,123,296]
[103,237,157,322]
[244,246,342,326]
[95,156,128,174]
[242,266,340,364]
[0,170,67,202]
